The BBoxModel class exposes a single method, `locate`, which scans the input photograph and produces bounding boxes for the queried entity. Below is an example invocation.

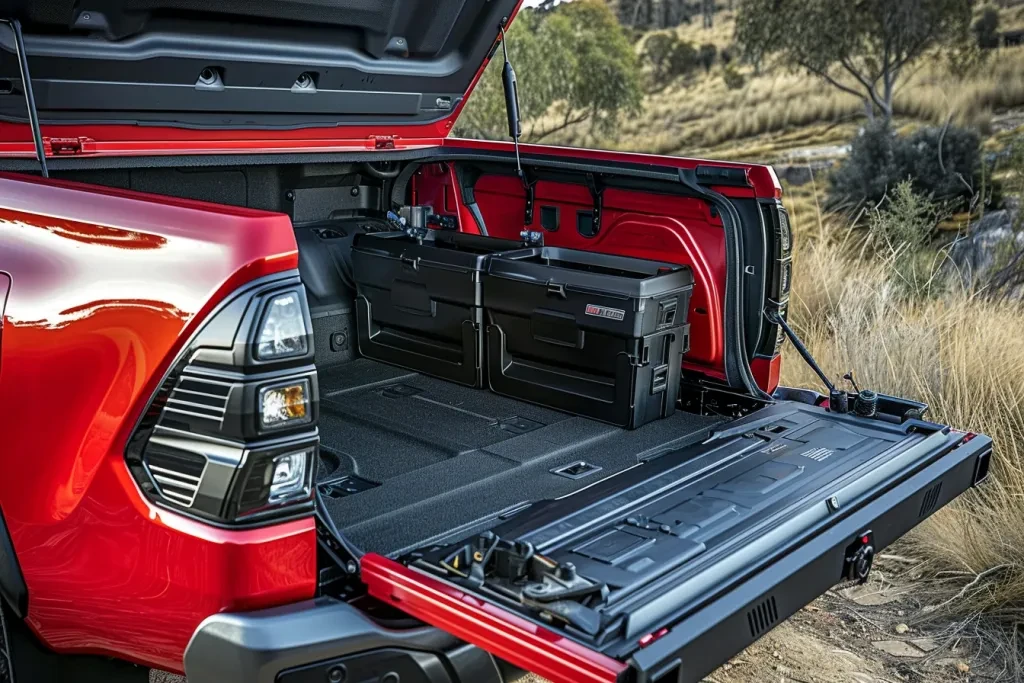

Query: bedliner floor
[316,359,726,555]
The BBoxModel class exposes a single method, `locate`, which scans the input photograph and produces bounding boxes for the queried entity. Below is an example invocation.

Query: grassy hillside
[537,4,1024,163]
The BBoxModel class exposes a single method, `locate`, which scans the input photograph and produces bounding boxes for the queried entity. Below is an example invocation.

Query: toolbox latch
[546,282,567,299]
[651,365,669,393]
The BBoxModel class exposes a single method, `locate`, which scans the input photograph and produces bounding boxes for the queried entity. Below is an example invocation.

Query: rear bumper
[183,597,513,683]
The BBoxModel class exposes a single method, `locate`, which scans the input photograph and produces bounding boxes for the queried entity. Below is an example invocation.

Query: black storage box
[483,247,693,428]
[352,231,522,387]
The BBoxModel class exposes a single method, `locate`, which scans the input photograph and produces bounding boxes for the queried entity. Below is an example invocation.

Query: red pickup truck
[0,3,991,683]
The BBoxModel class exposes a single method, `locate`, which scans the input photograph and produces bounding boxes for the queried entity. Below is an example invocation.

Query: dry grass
[779,178,1024,634]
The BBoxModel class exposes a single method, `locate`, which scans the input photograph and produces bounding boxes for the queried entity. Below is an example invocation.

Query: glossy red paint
[751,356,783,395]
[0,5,529,160]
[361,553,628,683]
[410,163,484,236]
[411,143,783,387]
[0,172,316,673]
[0,121,450,157]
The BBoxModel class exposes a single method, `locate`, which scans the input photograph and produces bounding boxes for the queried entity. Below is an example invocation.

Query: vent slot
[144,445,208,507]
[162,375,232,430]
[919,482,943,518]
[746,595,779,638]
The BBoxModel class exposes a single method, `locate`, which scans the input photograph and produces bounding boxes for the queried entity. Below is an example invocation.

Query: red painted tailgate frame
[361,553,628,683]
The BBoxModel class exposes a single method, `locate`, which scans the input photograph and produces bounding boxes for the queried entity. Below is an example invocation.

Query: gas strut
[1,19,47,177]
[767,309,851,413]
[498,20,542,233]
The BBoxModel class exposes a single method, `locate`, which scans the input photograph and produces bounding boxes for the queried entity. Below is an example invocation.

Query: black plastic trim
[124,270,322,528]
[0,505,28,618]
[183,597,505,683]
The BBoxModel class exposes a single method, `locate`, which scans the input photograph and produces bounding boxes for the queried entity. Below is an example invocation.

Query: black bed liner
[314,359,725,555]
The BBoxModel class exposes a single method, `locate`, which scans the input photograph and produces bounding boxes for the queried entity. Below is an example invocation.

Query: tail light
[125,273,319,526]
[757,200,792,357]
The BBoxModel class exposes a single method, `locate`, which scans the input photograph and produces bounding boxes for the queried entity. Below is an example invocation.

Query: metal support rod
[768,310,835,393]
[499,25,523,178]
[2,19,47,177]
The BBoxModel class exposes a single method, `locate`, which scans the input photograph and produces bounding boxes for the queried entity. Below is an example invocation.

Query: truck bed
[315,360,726,555]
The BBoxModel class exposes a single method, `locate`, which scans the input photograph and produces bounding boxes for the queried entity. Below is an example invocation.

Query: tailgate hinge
[522,168,537,226]
[47,137,91,155]
[585,173,604,236]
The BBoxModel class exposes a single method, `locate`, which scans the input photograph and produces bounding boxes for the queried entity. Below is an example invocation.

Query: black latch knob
[843,531,875,584]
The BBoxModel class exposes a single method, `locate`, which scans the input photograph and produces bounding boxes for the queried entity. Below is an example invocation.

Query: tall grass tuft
[782,186,1024,631]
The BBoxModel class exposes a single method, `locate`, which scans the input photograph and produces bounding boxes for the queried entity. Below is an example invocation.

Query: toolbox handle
[546,281,567,299]
[400,255,420,272]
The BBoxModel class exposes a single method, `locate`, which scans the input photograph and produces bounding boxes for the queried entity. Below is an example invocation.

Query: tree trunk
[881,67,895,123]
[703,0,714,28]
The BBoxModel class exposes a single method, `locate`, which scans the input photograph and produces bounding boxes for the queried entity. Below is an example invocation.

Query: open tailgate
[361,401,991,683]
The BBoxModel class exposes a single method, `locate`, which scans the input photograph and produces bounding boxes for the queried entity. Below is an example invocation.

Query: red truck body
[0,173,315,671]
[0,4,990,683]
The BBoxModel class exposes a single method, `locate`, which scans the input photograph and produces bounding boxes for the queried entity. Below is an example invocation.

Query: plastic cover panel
[0,0,521,127]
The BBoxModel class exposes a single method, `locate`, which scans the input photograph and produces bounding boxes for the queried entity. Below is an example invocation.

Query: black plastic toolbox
[352,230,521,387]
[483,247,693,428]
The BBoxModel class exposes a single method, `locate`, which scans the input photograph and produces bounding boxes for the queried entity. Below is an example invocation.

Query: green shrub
[869,180,940,250]
[698,43,718,72]
[722,63,745,90]
[828,121,983,213]
[456,1,642,142]
[974,5,1001,49]
[641,31,699,89]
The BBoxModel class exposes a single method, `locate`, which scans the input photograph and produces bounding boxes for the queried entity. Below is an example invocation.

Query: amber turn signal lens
[260,380,310,429]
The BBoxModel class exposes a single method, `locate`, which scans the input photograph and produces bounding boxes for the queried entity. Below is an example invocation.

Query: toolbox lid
[486,247,694,298]
[353,230,523,272]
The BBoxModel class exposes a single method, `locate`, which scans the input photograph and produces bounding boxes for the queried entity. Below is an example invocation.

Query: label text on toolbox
[585,304,626,321]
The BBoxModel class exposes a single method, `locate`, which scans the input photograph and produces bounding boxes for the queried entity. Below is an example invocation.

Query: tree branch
[528,111,591,142]
[839,56,889,116]
[800,61,873,103]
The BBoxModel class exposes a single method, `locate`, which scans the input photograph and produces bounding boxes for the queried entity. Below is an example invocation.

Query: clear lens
[260,381,310,429]
[256,292,308,360]
[268,451,309,503]
[778,210,792,253]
